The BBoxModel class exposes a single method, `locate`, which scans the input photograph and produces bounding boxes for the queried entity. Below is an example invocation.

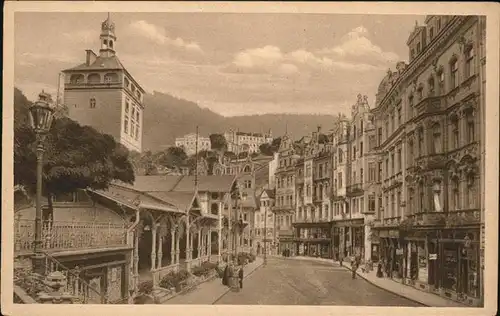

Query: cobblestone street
[214,257,423,306]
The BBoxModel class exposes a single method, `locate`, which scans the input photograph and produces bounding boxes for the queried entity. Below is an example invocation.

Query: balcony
[414,95,443,117]
[346,183,363,196]
[14,219,128,255]
[292,217,330,224]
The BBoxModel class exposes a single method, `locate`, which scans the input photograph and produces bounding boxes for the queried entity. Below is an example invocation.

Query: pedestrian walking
[376,261,383,278]
[351,261,358,279]
[339,255,343,267]
[238,264,244,289]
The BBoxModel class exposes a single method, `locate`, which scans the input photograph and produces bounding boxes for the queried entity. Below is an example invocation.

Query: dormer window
[90,97,96,108]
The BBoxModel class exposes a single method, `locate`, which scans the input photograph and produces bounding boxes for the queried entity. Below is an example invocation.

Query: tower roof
[62,55,125,71]
[101,13,115,34]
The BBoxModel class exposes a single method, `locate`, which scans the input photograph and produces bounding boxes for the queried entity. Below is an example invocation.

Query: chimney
[86,50,97,66]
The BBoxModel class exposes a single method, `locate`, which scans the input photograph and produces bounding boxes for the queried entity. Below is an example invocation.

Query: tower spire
[100,12,116,57]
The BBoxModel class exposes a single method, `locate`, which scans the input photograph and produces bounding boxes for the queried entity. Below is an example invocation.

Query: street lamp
[29,90,56,276]
[264,205,268,265]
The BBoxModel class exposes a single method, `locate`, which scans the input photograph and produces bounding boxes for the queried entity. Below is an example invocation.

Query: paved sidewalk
[163,257,264,305]
[274,255,467,307]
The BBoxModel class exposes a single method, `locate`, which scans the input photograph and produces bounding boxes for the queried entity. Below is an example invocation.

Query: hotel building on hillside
[224,129,273,154]
[370,15,485,307]
[62,15,145,153]
[175,133,211,156]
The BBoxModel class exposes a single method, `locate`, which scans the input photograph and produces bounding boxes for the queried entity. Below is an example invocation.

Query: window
[451,117,459,149]
[360,142,363,157]
[411,48,415,60]
[465,46,475,78]
[360,121,364,134]
[467,112,475,143]
[452,178,460,210]
[397,191,402,217]
[397,108,401,126]
[89,97,96,108]
[385,159,389,179]
[369,194,376,212]
[419,182,425,211]
[409,141,414,165]
[437,18,441,31]
[368,135,376,151]
[353,126,357,139]
[409,95,415,118]
[417,42,421,53]
[432,123,442,154]
[397,150,402,172]
[417,86,423,100]
[450,59,459,89]
[306,184,311,196]
[368,163,376,182]
[418,128,424,157]
[428,77,435,96]
[408,188,414,214]
[391,153,395,176]
[378,162,382,182]
[430,27,434,40]
[438,70,445,89]
[338,173,343,188]
[360,168,364,184]
[353,146,356,160]
[378,128,383,145]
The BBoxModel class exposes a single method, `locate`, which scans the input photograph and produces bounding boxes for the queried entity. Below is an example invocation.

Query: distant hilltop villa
[224,129,273,155]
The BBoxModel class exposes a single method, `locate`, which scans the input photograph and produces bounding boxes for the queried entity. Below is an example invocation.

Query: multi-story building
[225,154,273,253]
[293,128,332,258]
[62,15,145,153]
[175,133,211,156]
[255,189,276,255]
[273,134,299,256]
[224,129,273,154]
[371,15,485,307]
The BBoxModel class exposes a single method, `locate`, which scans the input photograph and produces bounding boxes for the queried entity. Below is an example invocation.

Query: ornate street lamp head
[29,90,56,134]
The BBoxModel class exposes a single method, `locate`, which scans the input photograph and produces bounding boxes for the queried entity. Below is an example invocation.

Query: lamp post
[29,91,56,276]
[264,204,268,265]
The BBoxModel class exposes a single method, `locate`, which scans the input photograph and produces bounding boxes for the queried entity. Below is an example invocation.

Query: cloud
[18,52,79,64]
[128,20,203,53]
[319,25,399,66]
[62,30,95,44]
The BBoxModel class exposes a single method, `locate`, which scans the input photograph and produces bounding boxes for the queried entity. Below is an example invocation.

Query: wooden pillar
[133,230,139,292]
[197,228,202,259]
[151,225,157,271]
[157,232,163,269]
[175,226,180,265]
[185,218,191,271]
[171,228,176,265]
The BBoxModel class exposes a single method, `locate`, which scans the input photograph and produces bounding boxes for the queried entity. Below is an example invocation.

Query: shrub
[137,280,153,294]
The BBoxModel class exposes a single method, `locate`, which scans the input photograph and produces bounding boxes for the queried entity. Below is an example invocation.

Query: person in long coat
[222,263,230,286]
[238,264,244,289]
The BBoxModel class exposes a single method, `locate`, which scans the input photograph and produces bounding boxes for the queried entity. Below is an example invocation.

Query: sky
[14,12,426,117]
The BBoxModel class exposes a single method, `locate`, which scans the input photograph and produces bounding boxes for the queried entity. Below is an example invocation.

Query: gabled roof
[63,55,125,72]
[172,175,236,193]
[147,191,195,212]
[116,176,183,192]
[262,189,275,199]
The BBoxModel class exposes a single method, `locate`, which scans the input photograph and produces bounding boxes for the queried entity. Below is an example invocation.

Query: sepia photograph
[2,2,499,316]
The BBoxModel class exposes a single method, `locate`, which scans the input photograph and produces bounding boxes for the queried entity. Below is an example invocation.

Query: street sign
[429,253,437,260]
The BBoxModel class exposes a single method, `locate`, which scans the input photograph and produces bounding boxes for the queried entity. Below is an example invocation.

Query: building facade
[255,190,276,255]
[293,128,332,258]
[224,130,273,154]
[371,15,485,307]
[62,15,145,153]
[175,133,211,156]
[273,134,298,256]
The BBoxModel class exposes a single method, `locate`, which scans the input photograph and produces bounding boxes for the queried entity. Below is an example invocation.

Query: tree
[318,134,329,144]
[209,134,228,151]
[223,151,237,161]
[14,89,135,216]
[258,137,281,156]
[156,147,188,169]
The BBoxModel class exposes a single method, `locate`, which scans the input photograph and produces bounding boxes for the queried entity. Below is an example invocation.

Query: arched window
[70,74,84,84]
[450,57,459,89]
[243,165,251,173]
[466,109,475,143]
[450,115,460,149]
[89,97,96,109]
[452,177,460,210]
[417,85,424,100]
[464,45,475,78]
[432,123,442,154]
[87,73,101,84]
[466,174,476,208]
[109,40,114,48]
[104,73,119,83]
[124,77,130,88]
[428,76,435,96]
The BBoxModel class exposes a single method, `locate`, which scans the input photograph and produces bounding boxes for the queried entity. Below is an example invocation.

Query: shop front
[331,219,364,259]
[377,226,482,307]
[293,225,331,258]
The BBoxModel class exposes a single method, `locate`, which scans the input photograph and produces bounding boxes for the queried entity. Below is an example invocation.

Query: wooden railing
[14,218,128,254]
